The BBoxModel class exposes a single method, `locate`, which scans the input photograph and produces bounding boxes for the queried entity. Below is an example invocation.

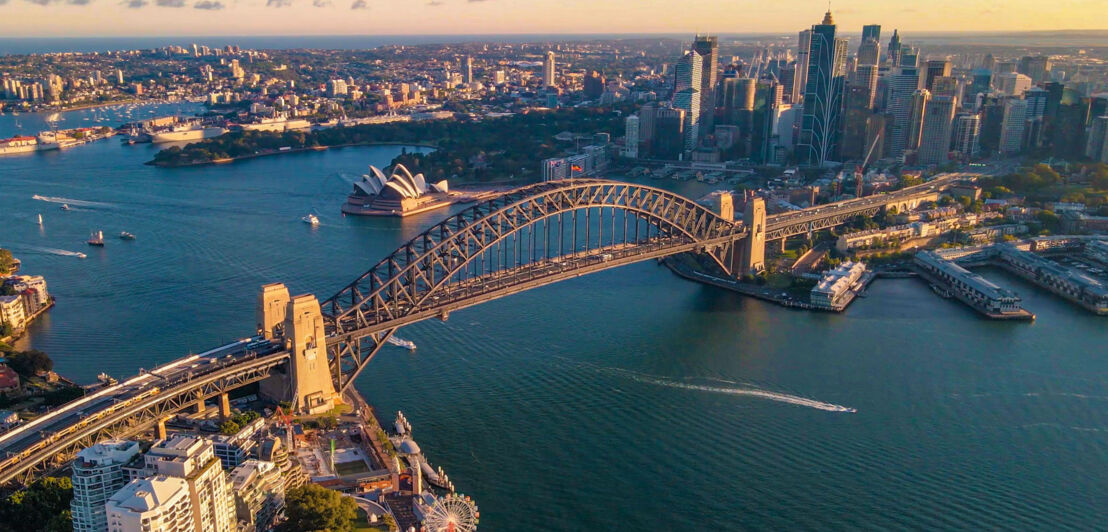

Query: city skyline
[1,0,1106,38]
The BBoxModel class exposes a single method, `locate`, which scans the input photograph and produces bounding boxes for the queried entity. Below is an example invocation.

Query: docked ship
[150,123,227,143]
[0,135,45,155]
[240,117,312,133]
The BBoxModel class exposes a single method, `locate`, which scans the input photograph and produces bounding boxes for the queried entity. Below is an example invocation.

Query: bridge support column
[219,393,232,419]
[780,238,787,253]
[155,417,168,441]
[284,293,339,415]
[737,197,766,276]
[193,396,206,415]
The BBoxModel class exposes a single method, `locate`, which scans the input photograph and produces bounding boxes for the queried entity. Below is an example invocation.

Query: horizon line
[5,29,1108,40]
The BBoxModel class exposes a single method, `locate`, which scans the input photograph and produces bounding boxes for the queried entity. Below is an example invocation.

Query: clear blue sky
[1,0,1101,38]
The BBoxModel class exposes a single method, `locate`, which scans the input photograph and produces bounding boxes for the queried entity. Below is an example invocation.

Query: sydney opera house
[342,164,453,216]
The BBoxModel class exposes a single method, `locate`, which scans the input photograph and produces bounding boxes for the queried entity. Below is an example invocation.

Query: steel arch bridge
[320,179,747,391]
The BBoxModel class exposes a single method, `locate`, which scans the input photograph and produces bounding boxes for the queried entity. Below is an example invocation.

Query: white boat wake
[29,246,87,258]
[386,336,416,350]
[32,195,113,208]
[610,369,856,413]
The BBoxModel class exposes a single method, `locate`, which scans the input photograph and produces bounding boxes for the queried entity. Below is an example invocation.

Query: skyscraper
[840,65,879,161]
[463,56,473,84]
[925,59,952,92]
[623,115,640,159]
[887,29,902,66]
[692,35,719,134]
[792,30,811,104]
[857,24,881,66]
[953,114,982,158]
[884,65,921,159]
[652,107,686,159]
[999,98,1029,155]
[907,89,931,152]
[72,440,142,532]
[918,94,957,165]
[797,10,848,166]
[543,51,556,88]
[673,50,703,152]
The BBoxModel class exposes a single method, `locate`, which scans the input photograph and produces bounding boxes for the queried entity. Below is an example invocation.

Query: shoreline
[147,141,439,168]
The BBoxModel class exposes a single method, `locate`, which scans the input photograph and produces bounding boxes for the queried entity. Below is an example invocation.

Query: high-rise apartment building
[229,460,285,532]
[918,95,957,165]
[106,476,194,532]
[623,115,640,159]
[137,436,234,532]
[543,51,556,88]
[463,56,473,84]
[798,10,848,166]
[72,440,142,532]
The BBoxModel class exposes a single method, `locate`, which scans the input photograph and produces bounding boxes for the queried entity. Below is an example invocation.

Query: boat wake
[386,336,417,350]
[637,377,857,413]
[29,246,87,258]
[32,195,113,208]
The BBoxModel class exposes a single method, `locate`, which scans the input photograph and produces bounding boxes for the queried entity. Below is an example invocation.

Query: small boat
[60,203,70,211]
[87,230,105,246]
[120,231,136,240]
[37,213,43,225]
[75,252,87,259]
[302,214,320,225]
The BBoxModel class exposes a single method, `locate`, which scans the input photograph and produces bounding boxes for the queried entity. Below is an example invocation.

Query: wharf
[912,265,1035,320]
[664,257,819,310]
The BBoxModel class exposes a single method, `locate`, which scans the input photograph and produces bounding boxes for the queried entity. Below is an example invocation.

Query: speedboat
[302,214,320,225]
[75,252,87,259]
[120,231,136,240]
[60,203,70,210]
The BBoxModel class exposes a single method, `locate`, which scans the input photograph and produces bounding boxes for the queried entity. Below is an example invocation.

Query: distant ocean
[3,30,1106,55]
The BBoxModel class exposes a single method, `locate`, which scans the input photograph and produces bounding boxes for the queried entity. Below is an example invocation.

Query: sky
[0,0,1104,38]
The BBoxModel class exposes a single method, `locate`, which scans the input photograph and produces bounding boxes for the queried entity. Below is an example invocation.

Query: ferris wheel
[422,493,479,532]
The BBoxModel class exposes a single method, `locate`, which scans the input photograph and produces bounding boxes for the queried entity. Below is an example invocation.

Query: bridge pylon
[737,197,766,275]
[257,284,339,415]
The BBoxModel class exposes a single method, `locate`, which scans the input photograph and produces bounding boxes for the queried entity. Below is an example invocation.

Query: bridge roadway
[763,172,976,240]
[326,234,733,341]
[0,339,287,486]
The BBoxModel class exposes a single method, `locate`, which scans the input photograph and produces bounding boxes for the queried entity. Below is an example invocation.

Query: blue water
[2,104,1107,530]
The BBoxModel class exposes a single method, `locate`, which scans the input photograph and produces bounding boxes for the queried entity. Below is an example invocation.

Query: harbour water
[1,106,1107,530]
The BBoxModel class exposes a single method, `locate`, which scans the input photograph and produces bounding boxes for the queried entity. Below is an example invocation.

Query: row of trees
[0,477,73,532]
[151,107,622,183]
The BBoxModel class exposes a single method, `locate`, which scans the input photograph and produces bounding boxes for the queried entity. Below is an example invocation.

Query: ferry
[87,231,105,247]
[302,214,320,225]
[120,232,136,240]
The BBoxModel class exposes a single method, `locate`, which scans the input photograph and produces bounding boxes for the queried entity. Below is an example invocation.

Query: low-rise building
[915,251,1023,314]
[0,364,19,395]
[0,410,18,429]
[810,261,866,310]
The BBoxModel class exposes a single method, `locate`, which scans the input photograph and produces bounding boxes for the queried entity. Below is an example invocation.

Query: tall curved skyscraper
[797,10,847,167]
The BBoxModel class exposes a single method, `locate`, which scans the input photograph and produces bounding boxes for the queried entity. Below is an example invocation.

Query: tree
[0,477,73,532]
[7,350,53,377]
[0,249,13,275]
[280,484,357,532]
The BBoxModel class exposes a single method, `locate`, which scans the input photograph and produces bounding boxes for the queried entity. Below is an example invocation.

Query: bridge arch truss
[321,179,745,391]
